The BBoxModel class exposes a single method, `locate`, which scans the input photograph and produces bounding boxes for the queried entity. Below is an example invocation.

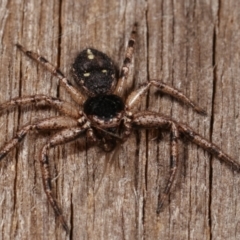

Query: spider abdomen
[83,95,124,126]
[72,48,116,96]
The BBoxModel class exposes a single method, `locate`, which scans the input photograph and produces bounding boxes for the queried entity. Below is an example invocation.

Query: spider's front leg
[131,111,240,213]
[0,116,79,160]
[40,126,87,233]
[131,111,180,212]
[178,123,240,170]
[16,44,86,105]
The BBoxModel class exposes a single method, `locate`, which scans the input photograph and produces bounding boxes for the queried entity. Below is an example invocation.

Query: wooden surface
[1,0,240,239]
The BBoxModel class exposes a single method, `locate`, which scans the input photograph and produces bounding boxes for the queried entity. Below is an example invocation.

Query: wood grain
[0,0,240,239]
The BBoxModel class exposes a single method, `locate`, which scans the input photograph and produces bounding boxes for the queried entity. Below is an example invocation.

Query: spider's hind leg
[16,44,85,105]
[114,23,137,97]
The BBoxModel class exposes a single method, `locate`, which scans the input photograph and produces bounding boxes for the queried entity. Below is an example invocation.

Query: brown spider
[0,23,239,233]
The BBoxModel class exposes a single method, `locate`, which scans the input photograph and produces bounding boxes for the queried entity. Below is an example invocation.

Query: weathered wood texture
[0,0,240,239]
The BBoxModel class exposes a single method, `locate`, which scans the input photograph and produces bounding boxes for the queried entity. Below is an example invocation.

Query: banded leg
[178,123,240,171]
[157,123,179,213]
[132,112,180,212]
[126,80,206,114]
[132,111,240,212]
[16,44,85,105]
[0,116,79,160]
[114,23,137,97]
[0,94,80,119]
[40,127,86,232]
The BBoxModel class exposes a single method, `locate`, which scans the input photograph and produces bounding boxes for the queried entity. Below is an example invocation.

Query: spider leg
[0,116,79,161]
[132,111,240,212]
[16,44,85,105]
[157,123,179,213]
[126,80,206,114]
[40,126,86,233]
[132,111,180,212]
[178,123,240,170]
[114,23,137,97]
[0,94,80,119]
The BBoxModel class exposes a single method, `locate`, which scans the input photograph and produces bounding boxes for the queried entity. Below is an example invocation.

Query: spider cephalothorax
[0,23,239,233]
[84,95,125,124]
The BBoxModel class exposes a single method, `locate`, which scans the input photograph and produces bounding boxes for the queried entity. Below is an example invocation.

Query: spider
[0,23,239,233]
